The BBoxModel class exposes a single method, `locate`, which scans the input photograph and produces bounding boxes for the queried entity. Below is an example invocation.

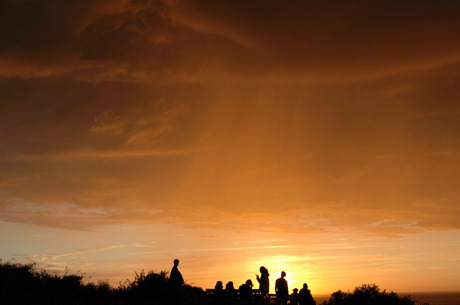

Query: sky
[1,0,460,295]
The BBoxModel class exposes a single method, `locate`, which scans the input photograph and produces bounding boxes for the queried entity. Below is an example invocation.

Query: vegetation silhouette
[0,261,418,305]
[322,284,415,305]
[0,260,205,305]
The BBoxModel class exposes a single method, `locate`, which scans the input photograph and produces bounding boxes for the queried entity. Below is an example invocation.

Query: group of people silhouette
[169,259,316,305]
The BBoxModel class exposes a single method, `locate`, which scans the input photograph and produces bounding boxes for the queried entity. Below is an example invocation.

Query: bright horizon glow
[1,221,459,295]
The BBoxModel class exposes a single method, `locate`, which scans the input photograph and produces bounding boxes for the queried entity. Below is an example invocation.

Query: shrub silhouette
[0,260,207,305]
[0,261,113,305]
[113,269,207,305]
[323,284,415,305]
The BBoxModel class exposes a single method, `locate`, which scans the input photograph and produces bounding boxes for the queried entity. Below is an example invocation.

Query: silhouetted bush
[0,260,206,305]
[0,260,113,305]
[111,268,207,305]
[322,284,415,305]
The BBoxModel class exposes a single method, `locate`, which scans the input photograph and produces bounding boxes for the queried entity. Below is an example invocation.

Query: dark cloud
[0,0,262,79]
[2,0,460,80]
[79,1,170,61]
[174,0,460,75]
[0,0,98,62]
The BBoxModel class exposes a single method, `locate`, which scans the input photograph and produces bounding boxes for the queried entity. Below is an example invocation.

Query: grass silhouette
[0,260,417,305]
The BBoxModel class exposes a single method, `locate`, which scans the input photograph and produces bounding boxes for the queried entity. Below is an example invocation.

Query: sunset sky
[1,0,460,295]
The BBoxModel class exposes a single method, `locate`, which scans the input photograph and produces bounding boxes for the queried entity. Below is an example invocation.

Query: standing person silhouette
[169,258,184,287]
[256,266,270,298]
[275,271,289,305]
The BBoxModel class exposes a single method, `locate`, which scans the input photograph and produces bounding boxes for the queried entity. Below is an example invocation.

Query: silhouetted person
[212,281,225,305]
[256,266,270,296]
[275,271,289,305]
[225,281,238,305]
[299,283,316,305]
[290,288,299,305]
[215,280,224,290]
[169,259,184,287]
[239,279,253,304]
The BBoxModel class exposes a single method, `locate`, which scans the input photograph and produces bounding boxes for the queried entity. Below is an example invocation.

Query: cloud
[1,71,460,234]
[1,1,459,237]
[169,0,460,78]
[0,0,262,81]
[2,0,460,81]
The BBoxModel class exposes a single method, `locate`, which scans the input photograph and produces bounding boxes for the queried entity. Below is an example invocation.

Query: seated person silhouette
[299,283,316,305]
[239,279,253,304]
[212,281,224,304]
[225,281,238,304]
[290,288,300,305]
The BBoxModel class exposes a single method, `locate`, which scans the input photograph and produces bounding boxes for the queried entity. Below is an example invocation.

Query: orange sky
[1,0,460,295]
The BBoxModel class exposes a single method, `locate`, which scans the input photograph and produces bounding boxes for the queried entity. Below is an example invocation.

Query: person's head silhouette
[260,266,269,275]
[174,259,179,267]
[281,271,286,278]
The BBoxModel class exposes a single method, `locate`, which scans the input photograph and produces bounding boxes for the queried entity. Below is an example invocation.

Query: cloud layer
[1,0,460,236]
[2,0,460,80]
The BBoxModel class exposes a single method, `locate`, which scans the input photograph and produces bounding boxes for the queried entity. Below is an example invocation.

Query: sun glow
[244,255,318,294]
